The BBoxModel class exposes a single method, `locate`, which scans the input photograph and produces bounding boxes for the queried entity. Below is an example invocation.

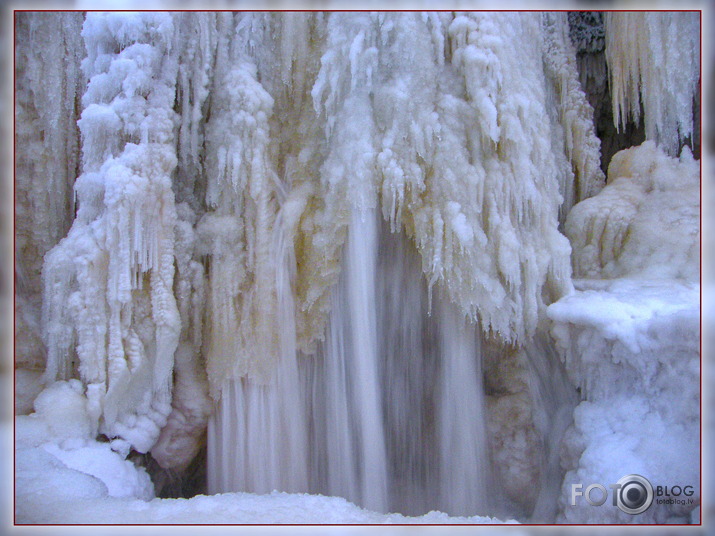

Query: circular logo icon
[616,474,654,515]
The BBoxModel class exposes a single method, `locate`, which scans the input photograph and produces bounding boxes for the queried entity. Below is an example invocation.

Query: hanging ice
[298,12,602,349]
[605,12,700,156]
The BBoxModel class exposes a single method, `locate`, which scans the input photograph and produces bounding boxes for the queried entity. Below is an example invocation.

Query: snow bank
[15,487,517,525]
[549,279,699,363]
[15,381,155,509]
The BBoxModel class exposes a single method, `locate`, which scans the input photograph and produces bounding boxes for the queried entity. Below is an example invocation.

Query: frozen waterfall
[14,10,701,525]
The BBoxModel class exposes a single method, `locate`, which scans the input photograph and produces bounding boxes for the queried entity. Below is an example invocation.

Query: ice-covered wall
[15,12,85,372]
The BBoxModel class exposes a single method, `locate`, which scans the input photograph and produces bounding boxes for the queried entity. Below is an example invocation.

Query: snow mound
[15,380,155,512]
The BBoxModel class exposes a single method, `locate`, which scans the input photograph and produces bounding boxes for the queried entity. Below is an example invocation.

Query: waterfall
[207,185,309,495]
[524,334,580,523]
[306,208,389,511]
[437,299,491,516]
[208,208,497,517]
[15,10,700,524]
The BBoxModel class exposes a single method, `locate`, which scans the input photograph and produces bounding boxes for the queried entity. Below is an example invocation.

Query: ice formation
[41,13,182,453]
[541,12,604,218]
[15,12,85,371]
[32,10,602,463]
[605,12,700,156]
[566,141,700,281]
[550,142,700,523]
[14,9,700,525]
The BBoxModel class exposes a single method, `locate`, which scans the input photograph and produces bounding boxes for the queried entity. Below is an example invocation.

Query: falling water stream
[208,209,507,517]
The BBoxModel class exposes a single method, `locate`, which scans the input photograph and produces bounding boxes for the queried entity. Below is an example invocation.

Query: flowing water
[208,208,497,517]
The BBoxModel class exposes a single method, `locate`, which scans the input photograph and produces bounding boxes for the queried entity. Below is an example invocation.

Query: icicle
[150,203,211,470]
[399,12,573,343]
[605,12,700,156]
[172,13,218,207]
[300,12,574,349]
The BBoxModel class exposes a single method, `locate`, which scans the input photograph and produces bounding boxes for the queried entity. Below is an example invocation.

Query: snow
[559,394,699,524]
[549,279,699,356]
[16,486,516,525]
[14,381,517,525]
[548,141,700,523]
[15,380,155,508]
[549,279,700,523]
